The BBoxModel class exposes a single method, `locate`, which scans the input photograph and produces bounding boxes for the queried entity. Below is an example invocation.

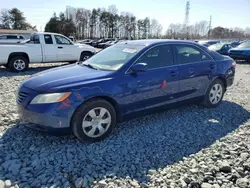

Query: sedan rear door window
[175,45,212,64]
[7,35,18,39]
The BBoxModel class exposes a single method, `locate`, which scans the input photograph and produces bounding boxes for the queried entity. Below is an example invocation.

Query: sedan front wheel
[71,99,117,142]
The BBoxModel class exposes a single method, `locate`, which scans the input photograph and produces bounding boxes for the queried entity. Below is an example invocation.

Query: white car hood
[75,43,96,53]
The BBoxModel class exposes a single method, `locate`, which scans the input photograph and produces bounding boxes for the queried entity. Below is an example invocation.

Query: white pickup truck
[0,32,96,72]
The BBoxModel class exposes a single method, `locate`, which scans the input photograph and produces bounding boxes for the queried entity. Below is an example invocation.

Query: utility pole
[208,15,212,39]
[183,1,190,39]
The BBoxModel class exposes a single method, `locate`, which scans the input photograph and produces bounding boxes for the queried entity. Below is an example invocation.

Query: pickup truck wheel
[71,99,117,143]
[80,52,93,62]
[8,56,29,72]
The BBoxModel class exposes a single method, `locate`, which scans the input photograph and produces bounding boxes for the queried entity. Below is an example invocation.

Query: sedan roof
[118,39,198,46]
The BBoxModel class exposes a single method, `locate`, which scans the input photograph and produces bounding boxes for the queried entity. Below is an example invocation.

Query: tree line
[1,6,250,40]
[0,8,36,30]
[45,5,157,40]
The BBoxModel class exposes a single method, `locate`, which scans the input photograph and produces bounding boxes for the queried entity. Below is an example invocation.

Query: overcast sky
[1,0,250,31]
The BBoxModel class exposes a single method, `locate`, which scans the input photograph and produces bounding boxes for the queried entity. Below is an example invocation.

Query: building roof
[0,29,36,34]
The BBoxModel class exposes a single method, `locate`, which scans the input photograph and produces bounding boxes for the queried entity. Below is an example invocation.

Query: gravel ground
[0,62,250,188]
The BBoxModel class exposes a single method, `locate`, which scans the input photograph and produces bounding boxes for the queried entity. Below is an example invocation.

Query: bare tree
[198,21,209,36]
[108,5,118,15]
[0,9,11,29]
[245,27,250,34]
[156,24,163,38]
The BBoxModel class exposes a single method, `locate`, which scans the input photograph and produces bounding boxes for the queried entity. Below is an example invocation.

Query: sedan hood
[23,64,112,92]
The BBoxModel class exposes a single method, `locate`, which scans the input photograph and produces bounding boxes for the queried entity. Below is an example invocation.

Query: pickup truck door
[20,34,43,63]
[42,34,58,62]
[53,35,78,61]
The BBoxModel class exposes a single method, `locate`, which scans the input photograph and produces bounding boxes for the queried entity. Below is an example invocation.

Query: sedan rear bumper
[226,76,234,87]
[229,54,249,61]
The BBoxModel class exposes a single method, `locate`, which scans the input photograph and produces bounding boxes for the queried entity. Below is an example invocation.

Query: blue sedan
[17,40,236,142]
[208,43,233,55]
[229,42,250,62]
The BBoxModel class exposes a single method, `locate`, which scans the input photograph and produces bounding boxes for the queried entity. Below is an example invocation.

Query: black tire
[80,51,93,62]
[71,99,117,142]
[8,56,29,72]
[202,79,225,108]
[3,64,8,68]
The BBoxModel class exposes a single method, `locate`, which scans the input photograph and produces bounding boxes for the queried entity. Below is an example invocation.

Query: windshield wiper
[80,63,99,70]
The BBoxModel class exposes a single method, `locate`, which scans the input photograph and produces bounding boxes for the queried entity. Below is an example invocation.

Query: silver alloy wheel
[209,83,223,104]
[82,107,111,138]
[13,59,26,71]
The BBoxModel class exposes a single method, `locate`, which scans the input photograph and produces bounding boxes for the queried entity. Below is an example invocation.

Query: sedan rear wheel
[209,84,223,104]
[71,99,117,142]
[202,79,225,108]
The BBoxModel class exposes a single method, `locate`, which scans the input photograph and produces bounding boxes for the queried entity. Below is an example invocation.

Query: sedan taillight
[232,61,236,68]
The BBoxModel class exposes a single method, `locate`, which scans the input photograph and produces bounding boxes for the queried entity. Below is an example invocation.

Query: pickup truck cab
[0,32,96,72]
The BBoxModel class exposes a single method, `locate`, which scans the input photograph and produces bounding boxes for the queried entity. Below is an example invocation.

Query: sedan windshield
[237,42,250,48]
[209,43,224,51]
[82,44,145,71]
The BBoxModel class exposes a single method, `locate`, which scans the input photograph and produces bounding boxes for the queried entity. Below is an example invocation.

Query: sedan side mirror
[130,63,148,73]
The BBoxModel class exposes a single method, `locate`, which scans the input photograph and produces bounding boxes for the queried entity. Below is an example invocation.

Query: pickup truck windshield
[82,44,144,71]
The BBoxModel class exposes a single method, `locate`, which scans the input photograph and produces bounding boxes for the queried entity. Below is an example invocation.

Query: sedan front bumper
[18,104,71,135]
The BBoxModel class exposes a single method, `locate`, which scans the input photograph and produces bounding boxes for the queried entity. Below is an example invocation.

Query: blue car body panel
[229,47,250,61]
[17,40,235,132]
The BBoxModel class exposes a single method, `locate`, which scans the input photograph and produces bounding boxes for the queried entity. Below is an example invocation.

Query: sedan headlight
[30,92,71,104]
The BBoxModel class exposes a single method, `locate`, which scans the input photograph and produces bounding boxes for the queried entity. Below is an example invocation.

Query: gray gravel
[0,62,250,188]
